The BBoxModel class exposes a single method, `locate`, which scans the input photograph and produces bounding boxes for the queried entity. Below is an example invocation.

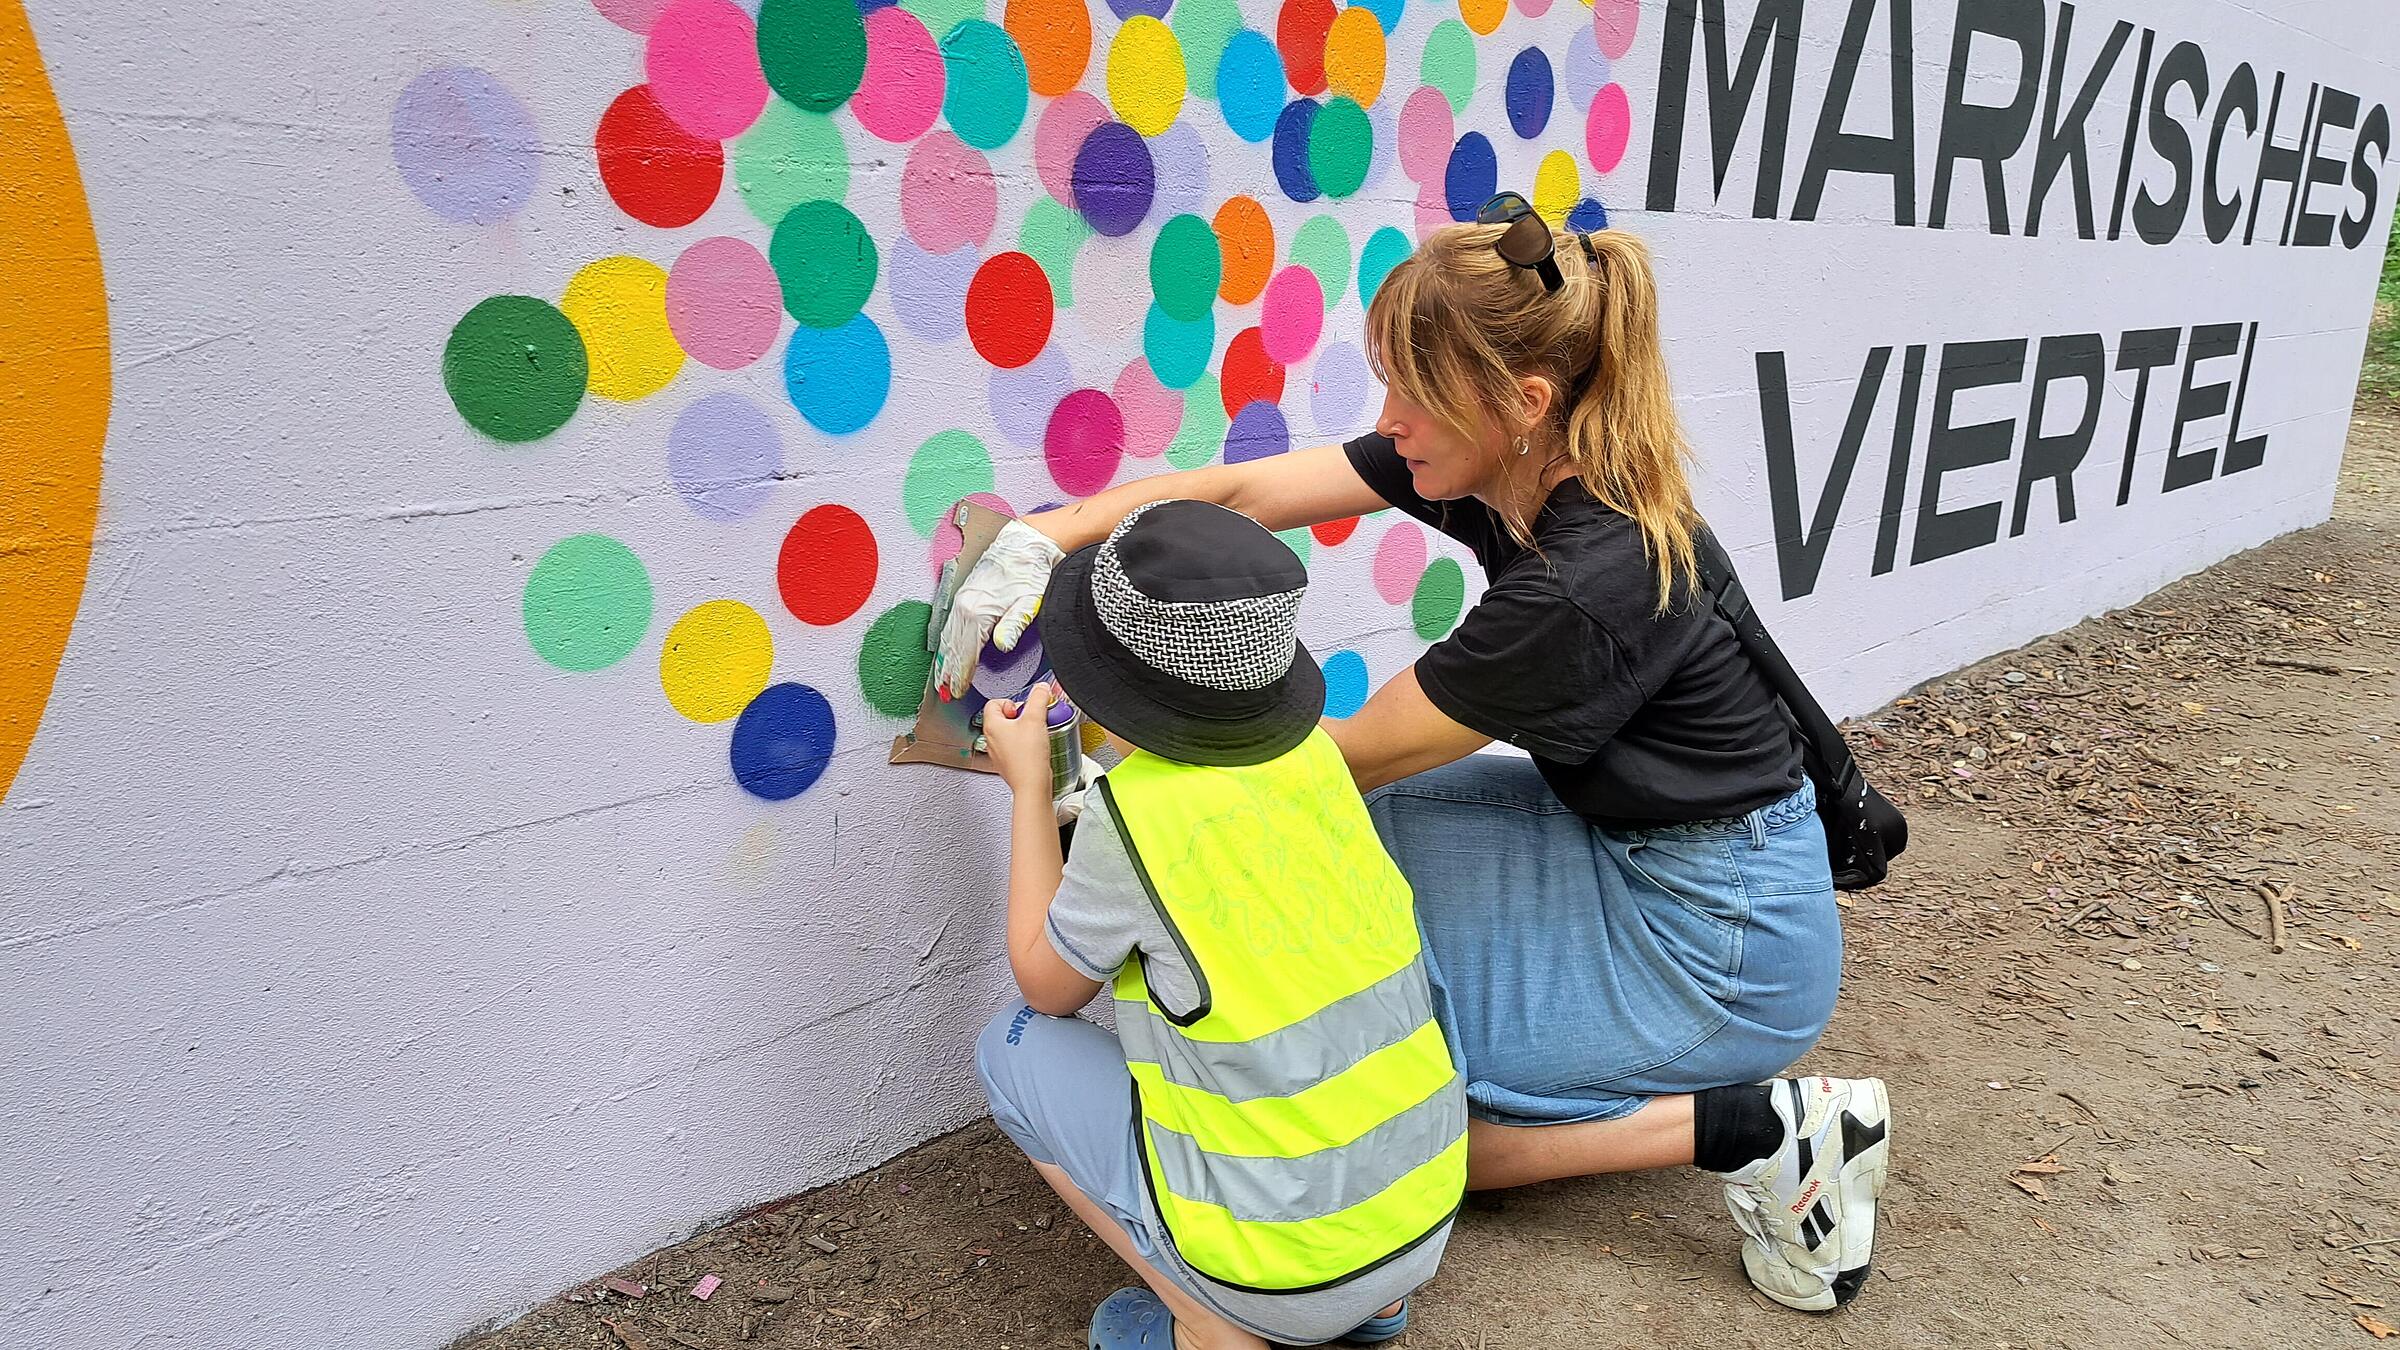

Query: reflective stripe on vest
[1100,730,1467,1294]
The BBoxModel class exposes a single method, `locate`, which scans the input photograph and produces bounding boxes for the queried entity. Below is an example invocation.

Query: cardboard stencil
[888,501,1048,776]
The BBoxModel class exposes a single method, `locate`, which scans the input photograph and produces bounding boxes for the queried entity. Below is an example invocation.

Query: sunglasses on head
[1476,192,1598,294]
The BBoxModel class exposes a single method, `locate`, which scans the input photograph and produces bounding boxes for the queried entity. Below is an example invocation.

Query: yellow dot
[1107,17,1186,137]
[1461,0,1508,36]
[1534,150,1581,227]
[659,599,773,723]
[562,255,685,402]
[1079,718,1109,756]
[1323,8,1386,107]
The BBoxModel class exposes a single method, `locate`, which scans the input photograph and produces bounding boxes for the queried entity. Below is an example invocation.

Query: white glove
[1054,782,1089,827]
[934,519,1067,699]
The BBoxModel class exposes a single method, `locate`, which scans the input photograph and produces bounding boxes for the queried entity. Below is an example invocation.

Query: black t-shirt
[1345,433,1804,827]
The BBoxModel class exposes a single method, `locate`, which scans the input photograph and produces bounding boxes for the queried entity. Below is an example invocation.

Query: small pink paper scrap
[690,1275,721,1301]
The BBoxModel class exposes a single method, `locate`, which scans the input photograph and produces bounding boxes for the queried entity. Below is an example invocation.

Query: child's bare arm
[984,686,1104,1015]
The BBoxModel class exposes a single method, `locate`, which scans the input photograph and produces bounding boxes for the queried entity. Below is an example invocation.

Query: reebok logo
[1005,1006,1037,1046]
[1790,1178,1823,1215]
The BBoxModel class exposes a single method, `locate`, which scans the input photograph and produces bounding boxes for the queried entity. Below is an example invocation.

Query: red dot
[965,252,1055,369]
[1220,328,1285,418]
[1311,516,1360,546]
[597,85,724,229]
[777,504,879,626]
[1276,0,1337,96]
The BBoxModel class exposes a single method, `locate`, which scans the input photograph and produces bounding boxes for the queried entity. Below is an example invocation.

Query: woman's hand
[982,682,1058,798]
[933,521,1066,699]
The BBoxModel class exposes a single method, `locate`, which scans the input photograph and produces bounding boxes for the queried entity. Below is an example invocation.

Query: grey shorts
[973,1004,1442,1346]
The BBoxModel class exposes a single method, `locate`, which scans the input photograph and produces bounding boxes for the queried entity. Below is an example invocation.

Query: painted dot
[668,390,784,521]
[1172,0,1242,97]
[966,252,1055,367]
[594,0,675,33]
[1587,83,1632,174]
[859,602,937,717]
[1072,121,1154,236]
[1420,19,1476,113]
[1225,399,1289,463]
[563,256,685,402]
[1516,0,1553,15]
[1308,96,1372,199]
[903,429,997,535]
[1288,214,1351,307]
[1413,556,1466,638]
[1272,99,1321,203]
[1115,360,1183,458]
[1321,8,1385,107]
[1322,649,1368,718]
[1444,131,1497,221]
[886,235,978,341]
[1276,0,1336,95]
[1035,91,1111,205]
[854,7,946,142]
[1562,21,1612,108]
[1046,389,1125,496]
[1462,0,1506,33]
[730,683,837,801]
[1260,265,1324,364]
[1107,17,1186,137]
[661,600,775,723]
[667,236,781,370]
[1397,84,1454,183]
[1373,520,1426,603]
[1506,47,1553,139]
[1146,118,1214,219]
[524,534,652,672]
[1593,0,1639,60]
[1275,527,1313,564]
[1165,374,1229,468]
[1356,225,1412,308]
[391,67,540,225]
[970,615,1051,701]
[1220,327,1284,414]
[990,345,1072,446]
[1019,194,1090,303]
[772,200,879,330]
[1006,0,1092,96]
[1311,515,1360,546]
[1213,196,1275,303]
[1143,303,1217,389]
[1353,0,1404,33]
[778,503,879,624]
[1534,149,1581,225]
[757,0,868,111]
[782,314,890,434]
[903,0,982,39]
[1361,78,1400,191]
[648,0,769,140]
[444,295,587,442]
[942,20,1031,151]
[1149,213,1222,322]
[1308,339,1369,431]
[1568,196,1612,232]
[1414,173,1451,239]
[1216,30,1286,143]
[902,132,997,254]
[733,98,849,228]
[596,85,723,228]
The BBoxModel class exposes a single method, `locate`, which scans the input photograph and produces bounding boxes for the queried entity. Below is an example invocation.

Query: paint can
[1045,691,1083,800]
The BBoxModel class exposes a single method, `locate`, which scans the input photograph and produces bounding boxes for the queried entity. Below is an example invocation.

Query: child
[974,500,1466,1350]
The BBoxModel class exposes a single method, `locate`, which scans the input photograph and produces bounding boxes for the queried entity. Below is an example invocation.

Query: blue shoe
[1341,1301,1408,1345]
[1090,1287,1176,1349]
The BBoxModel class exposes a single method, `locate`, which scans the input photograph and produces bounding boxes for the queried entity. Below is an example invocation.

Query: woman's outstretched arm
[1325,666,1493,793]
[1027,444,1386,549]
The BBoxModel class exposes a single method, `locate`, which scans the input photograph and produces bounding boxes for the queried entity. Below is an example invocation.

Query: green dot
[903,430,995,537]
[1357,226,1413,310]
[941,21,1030,152]
[771,200,879,329]
[1149,214,1223,323]
[1412,557,1466,640]
[902,0,983,42]
[1420,20,1476,113]
[1165,374,1228,469]
[734,98,850,228]
[1275,527,1311,566]
[859,601,936,718]
[1172,0,1243,98]
[1308,96,1373,200]
[757,0,866,112]
[1289,216,1352,310]
[523,534,652,672]
[1020,196,1089,306]
[443,296,588,443]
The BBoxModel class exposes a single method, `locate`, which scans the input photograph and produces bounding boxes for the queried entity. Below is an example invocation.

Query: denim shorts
[1364,755,1841,1127]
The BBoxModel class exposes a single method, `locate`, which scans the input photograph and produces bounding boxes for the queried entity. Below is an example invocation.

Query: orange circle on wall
[1212,195,1275,305]
[1004,0,1091,97]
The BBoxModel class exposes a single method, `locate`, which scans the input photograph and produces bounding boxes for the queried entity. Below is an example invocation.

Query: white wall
[2,1,2393,1347]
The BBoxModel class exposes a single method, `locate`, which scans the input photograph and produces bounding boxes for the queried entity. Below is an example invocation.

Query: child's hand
[982,682,1056,798]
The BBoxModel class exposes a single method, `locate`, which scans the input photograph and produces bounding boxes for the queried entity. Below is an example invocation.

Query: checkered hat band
[1091,505,1302,693]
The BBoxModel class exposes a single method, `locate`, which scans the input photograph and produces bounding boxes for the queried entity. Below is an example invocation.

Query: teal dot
[1276,527,1311,565]
[1421,20,1476,113]
[1172,0,1243,98]
[1020,196,1090,306]
[734,98,849,228]
[1412,557,1466,639]
[1144,302,1216,389]
[771,199,879,329]
[1166,374,1228,469]
[757,0,866,112]
[942,21,1030,152]
[1289,216,1352,310]
[903,430,995,536]
[1149,214,1223,323]
[522,534,653,673]
[1358,226,1413,310]
[1308,96,1373,199]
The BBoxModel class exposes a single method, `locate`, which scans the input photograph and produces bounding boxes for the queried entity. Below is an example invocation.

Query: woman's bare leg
[1465,1095,1697,1190]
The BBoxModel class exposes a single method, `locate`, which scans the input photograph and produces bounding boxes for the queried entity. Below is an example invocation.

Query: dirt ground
[463,408,2399,1350]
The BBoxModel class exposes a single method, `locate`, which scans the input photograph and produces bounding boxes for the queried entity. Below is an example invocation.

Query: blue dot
[1352,0,1404,33]
[1143,303,1216,389]
[1505,48,1553,139]
[1218,31,1285,143]
[1225,400,1289,464]
[784,314,891,435]
[730,683,836,801]
[853,0,896,11]
[1357,226,1413,309]
[1322,650,1368,719]
[1444,132,1498,221]
[1272,100,1322,203]
[1567,196,1611,232]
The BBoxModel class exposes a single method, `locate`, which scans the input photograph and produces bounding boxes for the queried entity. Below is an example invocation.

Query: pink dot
[1587,84,1632,175]
[647,0,767,140]
[855,8,945,144]
[1260,266,1325,366]
[1113,360,1183,459]
[1035,92,1109,207]
[667,236,782,370]
[593,0,673,34]
[1398,86,1455,184]
[1045,389,1126,497]
[1515,0,1554,15]
[1413,174,1450,241]
[1593,0,1640,60]
[1373,521,1427,604]
[930,491,1016,577]
[903,132,998,255]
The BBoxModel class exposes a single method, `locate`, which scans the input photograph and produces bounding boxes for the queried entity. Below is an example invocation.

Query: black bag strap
[1689,528,1865,801]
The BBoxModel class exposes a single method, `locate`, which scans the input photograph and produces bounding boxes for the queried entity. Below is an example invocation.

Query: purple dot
[1104,0,1172,15]
[1072,122,1155,238]
[391,67,540,225]
[668,391,784,522]
[991,345,1073,447]
[1147,120,1211,220]
[887,235,979,342]
[1225,400,1290,464]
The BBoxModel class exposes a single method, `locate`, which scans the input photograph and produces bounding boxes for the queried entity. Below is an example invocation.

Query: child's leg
[1026,1158,1266,1350]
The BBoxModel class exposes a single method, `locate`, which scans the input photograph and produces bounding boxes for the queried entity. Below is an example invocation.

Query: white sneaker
[1713,1076,1892,1312]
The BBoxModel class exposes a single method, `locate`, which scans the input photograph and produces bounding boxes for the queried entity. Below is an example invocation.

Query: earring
[1514,436,1530,456]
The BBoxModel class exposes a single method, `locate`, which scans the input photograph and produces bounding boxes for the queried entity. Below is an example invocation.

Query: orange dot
[1461,0,1507,36]
[1005,0,1091,98]
[1213,196,1275,305]
[1323,7,1386,106]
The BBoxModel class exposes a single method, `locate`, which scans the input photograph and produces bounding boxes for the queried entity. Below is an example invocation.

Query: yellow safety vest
[1096,730,1467,1294]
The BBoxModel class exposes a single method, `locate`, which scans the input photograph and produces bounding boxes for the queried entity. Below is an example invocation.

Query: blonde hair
[1364,222,1699,611]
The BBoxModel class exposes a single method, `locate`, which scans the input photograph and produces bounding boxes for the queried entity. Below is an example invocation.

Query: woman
[939,197,1892,1315]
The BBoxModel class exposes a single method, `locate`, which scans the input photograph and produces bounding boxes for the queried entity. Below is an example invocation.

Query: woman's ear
[1519,374,1557,427]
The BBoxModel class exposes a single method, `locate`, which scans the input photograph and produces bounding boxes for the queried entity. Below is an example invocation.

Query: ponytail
[1562,231,1698,611]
